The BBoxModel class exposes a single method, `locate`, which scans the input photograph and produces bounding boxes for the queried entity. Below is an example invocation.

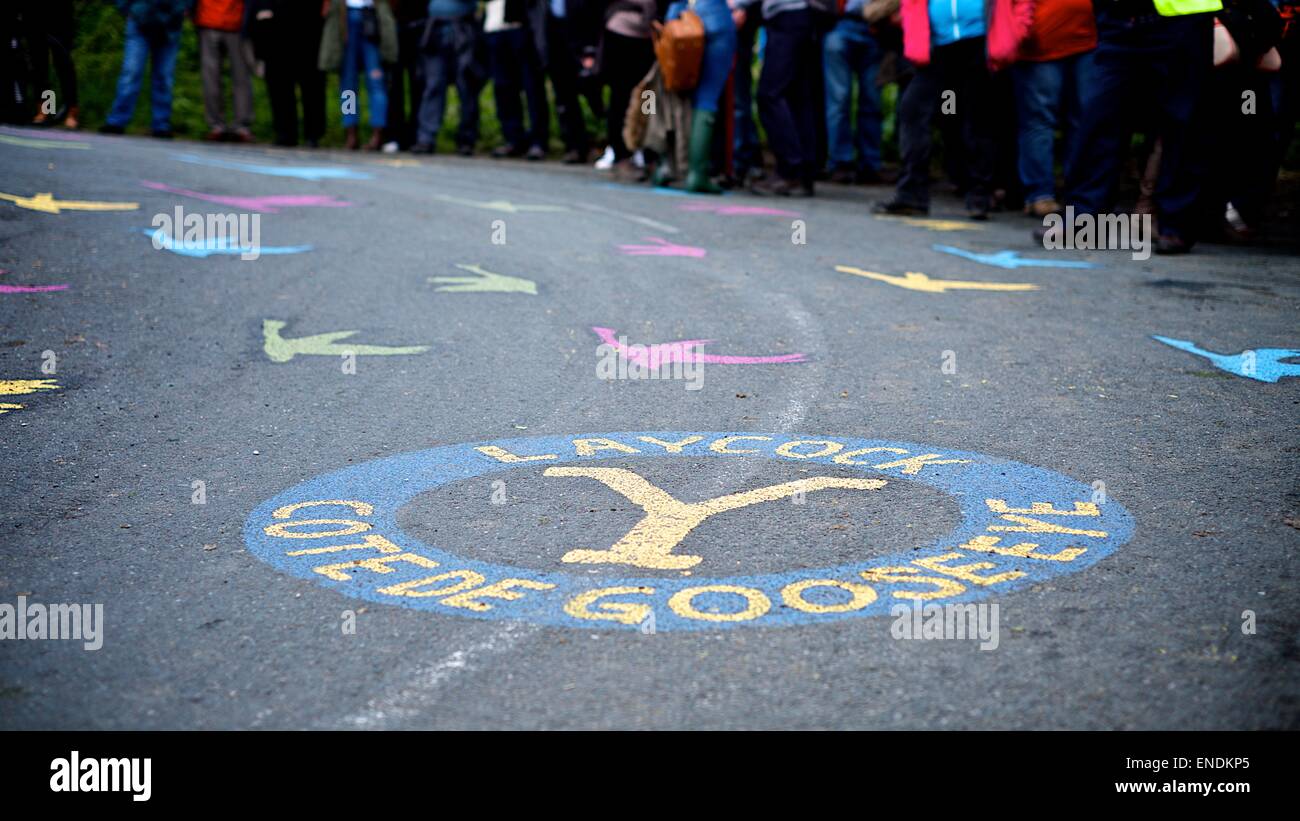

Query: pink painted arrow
[678,202,800,217]
[0,270,68,293]
[592,326,806,366]
[616,237,707,257]
[141,181,352,213]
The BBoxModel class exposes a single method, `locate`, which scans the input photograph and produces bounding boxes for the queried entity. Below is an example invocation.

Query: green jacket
[319,0,400,72]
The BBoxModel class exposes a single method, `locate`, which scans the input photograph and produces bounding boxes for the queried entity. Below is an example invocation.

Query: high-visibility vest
[1152,0,1223,16]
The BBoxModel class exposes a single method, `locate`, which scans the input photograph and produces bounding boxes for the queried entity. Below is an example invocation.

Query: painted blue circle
[243,432,1134,631]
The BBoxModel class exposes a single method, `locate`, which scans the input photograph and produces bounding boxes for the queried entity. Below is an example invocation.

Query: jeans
[757,9,818,182]
[669,0,736,113]
[487,27,550,149]
[1011,50,1094,203]
[1065,11,1214,239]
[417,17,482,147]
[895,36,994,209]
[341,7,387,128]
[823,17,882,173]
[106,17,182,131]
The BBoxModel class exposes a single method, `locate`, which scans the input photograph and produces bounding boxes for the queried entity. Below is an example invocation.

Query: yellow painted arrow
[875,216,983,232]
[262,320,428,363]
[0,378,59,414]
[835,265,1038,294]
[0,191,139,214]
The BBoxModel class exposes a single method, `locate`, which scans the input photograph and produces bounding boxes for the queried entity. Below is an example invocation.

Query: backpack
[652,8,705,93]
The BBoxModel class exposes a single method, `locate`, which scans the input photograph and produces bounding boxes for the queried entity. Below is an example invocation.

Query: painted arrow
[836,265,1038,293]
[0,270,68,293]
[141,181,352,212]
[0,378,59,414]
[262,320,428,363]
[142,229,311,258]
[430,193,568,213]
[592,326,805,365]
[617,237,707,257]
[429,264,537,294]
[678,202,800,217]
[0,133,90,150]
[1152,336,1300,383]
[875,216,983,232]
[174,153,372,180]
[933,244,1098,270]
[0,191,139,214]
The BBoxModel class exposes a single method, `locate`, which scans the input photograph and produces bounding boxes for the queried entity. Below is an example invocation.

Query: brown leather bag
[652,9,706,93]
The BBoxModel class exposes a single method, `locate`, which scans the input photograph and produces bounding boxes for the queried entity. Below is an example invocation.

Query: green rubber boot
[685,109,722,194]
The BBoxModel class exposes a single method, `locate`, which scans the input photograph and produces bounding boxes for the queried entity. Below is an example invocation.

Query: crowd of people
[33,1,1300,251]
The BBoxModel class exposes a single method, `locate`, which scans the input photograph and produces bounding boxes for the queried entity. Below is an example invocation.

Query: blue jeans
[106,17,182,131]
[669,0,736,113]
[341,8,387,128]
[1011,50,1094,203]
[417,18,482,147]
[822,17,882,173]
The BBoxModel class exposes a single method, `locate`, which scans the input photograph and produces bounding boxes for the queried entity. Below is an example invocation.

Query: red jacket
[195,0,246,31]
[901,0,1035,70]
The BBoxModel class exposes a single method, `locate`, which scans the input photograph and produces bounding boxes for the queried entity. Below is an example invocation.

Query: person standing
[736,0,821,196]
[196,0,255,141]
[246,0,327,147]
[320,0,398,150]
[663,0,737,192]
[1055,0,1220,252]
[412,0,484,155]
[99,0,191,138]
[874,0,998,218]
[485,0,551,159]
[544,0,601,163]
[823,0,888,184]
[599,0,661,176]
[1010,0,1096,216]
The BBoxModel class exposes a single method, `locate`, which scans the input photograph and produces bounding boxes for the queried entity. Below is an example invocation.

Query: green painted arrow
[429,264,538,295]
[262,319,428,363]
[430,194,568,214]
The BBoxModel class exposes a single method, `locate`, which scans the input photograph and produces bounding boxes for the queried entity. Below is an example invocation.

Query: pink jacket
[901,0,1035,70]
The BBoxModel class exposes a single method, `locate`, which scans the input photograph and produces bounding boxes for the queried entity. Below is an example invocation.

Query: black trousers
[895,36,994,208]
[264,16,325,145]
[546,12,591,154]
[601,30,654,161]
[757,8,818,182]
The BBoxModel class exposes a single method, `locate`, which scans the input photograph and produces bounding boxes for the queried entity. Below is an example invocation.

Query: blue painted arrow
[1152,336,1300,383]
[141,228,312,258]
[173,153,372,180]
[933,244,1098,270]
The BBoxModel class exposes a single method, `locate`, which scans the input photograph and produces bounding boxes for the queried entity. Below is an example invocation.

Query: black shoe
[491,143,524,158]
[305,138,320,149]
[410,142,435,155]
[561,148,586,164]
[151,129,174,139]
[456,143,474,157]
[1155,232,1192,255]
[98,123,125,135]
[749,176,806,197]
[966,196,990,221]
[873,198,929,216]
[856,167,893,185]
[828,167,856,185]
[525,145,545,161]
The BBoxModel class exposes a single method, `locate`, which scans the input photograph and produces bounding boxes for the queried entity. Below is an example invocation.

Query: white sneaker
[382,141,399,154]
[632,149,645,169]
[594,145,615,170]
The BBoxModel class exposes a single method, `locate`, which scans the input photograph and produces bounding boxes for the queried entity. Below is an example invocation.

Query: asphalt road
[1,126,1297,730]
